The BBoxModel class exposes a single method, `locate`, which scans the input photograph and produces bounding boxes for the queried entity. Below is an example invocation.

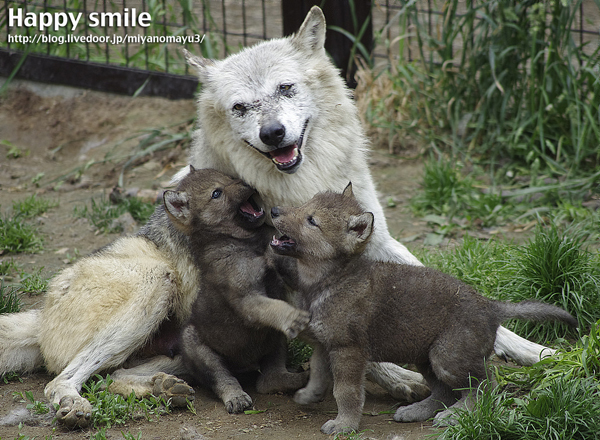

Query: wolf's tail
[0,309,44,374]
[499,300,578,328]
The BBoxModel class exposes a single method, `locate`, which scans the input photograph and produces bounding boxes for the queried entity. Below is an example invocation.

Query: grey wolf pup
[269,184,577,435]
[163,166,309,413]
[177,5,553,398]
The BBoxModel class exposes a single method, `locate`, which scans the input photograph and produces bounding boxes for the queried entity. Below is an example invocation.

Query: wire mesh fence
[1,1,598,94]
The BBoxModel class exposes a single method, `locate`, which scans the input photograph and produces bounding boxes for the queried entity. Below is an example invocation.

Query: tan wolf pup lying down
[269,185,578,435]
[163,166,309,413]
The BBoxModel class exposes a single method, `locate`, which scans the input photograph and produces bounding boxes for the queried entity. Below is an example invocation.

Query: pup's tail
[0,309,44,374]
[499,300,578,328]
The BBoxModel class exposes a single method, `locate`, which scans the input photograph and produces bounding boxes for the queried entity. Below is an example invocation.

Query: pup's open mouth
[239,196,265,223]
[270,234,297,253]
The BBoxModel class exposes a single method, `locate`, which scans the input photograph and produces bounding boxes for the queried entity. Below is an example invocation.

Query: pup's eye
[232,103,246,113]
[279,84,294,95]
[307,215,318,227]
[211,189,222,199]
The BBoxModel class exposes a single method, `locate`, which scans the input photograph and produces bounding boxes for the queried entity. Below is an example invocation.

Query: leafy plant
[13,390,50,415]
[18,268,51,295]
[82,375,172,429]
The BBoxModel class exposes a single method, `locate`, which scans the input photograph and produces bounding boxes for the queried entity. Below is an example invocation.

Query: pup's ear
[347,212,374,245]
[292,6,326,55]
[183,48,215,83]
[164,190,192,234]
[342,182,354,198]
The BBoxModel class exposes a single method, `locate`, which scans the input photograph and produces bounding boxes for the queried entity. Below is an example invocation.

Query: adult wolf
[178,5,552,395]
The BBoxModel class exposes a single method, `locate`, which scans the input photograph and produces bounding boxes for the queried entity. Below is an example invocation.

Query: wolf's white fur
[179,6,552,379]
[0,234,196,427]
[0,6,551,428]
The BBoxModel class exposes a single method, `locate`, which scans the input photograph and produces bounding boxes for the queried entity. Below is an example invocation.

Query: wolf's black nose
[271,207,280,218]
[260,122,286,146]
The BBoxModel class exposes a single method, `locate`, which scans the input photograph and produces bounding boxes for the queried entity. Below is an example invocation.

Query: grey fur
[166,167,310,413]
[270,185,577,435]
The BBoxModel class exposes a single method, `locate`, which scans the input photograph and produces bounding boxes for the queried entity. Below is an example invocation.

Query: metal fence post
[281,0,373,87]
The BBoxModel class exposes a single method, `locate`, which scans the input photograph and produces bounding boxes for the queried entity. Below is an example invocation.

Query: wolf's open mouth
[270,234,297,253]
[246,119,309,174]
[239,196,265,223]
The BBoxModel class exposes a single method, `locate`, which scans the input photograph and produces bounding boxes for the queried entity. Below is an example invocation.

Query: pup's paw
[284,310,310,339]
[388,376,430,403]
[293,387,325,405]
[224,392,253,414]
[393,402,435,423]
[320,418,358,435]
[151,373,195,407]
[56,395,92,428]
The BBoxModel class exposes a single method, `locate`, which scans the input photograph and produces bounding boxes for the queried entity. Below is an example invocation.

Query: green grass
[499,224,600,341]
[0,215,43,254]
[74,195,156,234]
[0,258,19,277]
[418,223,600,345]
[0,195,57,254]
[18,268,51,295]
[0,281,22,314]
[363,0,600,230]
[441,321,600,439]
[82,375,173,429]
[13,390,51,415]
[12,195,58,219]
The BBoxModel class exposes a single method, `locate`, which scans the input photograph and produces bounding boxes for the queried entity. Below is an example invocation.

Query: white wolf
[0,5,550,430]
[177,4,552,391]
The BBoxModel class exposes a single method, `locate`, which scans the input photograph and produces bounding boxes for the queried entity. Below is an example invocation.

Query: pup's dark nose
[271,207,280,218]
[260,122,286,146]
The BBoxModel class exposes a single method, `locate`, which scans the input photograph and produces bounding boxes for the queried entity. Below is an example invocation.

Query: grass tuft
[0,281,21,314]
[74,195,156,234]
[501,224,600,341]
[82,375,172,429]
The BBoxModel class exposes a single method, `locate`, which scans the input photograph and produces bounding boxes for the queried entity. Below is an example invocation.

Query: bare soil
[0,80,451,440]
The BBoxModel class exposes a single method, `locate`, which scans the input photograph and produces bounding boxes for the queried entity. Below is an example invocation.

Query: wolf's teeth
[272,148,298,166]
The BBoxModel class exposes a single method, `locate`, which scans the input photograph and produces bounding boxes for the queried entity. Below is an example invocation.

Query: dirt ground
[0,79,457,440]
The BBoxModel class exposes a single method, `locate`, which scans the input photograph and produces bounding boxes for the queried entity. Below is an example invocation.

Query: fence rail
[1,1,598,98]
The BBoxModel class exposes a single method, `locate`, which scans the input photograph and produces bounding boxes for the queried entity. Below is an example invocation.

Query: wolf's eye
[211,189,222,199]
[279,84,294,96]
[232,103,246,113]
[307,215,318,227]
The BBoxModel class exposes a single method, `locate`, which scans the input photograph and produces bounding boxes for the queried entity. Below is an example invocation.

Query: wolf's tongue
[270,145,297,164]
[240,201,263,217]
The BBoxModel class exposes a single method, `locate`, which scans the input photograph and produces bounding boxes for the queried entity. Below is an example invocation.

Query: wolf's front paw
[224,392,253,414]
[56,396,92,428]
[293,387,325,405]
[320,418,358,435]
[284,309,310,339]
[151,373,195,407]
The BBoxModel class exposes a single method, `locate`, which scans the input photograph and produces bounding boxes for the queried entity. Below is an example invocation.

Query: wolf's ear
[183,48,215,82]
[164,190,192,234]
[347,212,374,245]
[292,6,326,55]
[342,182,354,198]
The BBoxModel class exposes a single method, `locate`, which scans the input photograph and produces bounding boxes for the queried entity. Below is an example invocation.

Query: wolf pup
[270,184,577,435]
[178,6,552,398]
[163,166,310,414]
